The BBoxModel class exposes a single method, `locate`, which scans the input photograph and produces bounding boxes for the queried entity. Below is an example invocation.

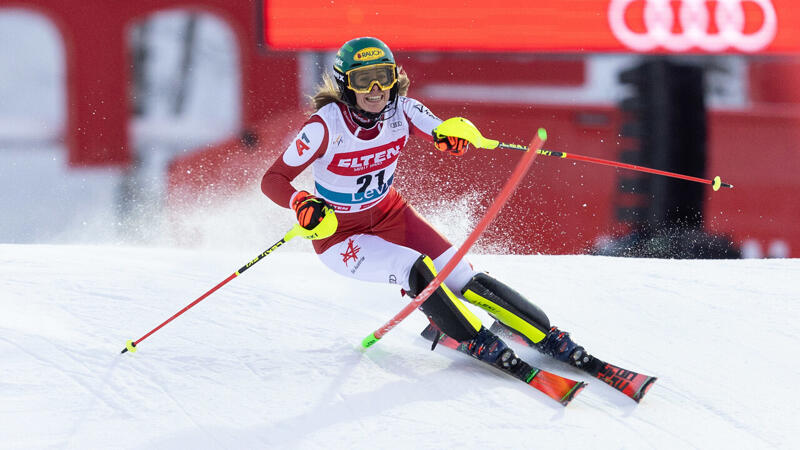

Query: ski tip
[561,381,587,406]
[633,376,658,403]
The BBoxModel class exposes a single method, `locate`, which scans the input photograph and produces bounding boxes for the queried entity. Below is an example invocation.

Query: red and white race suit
[262,98,476,293]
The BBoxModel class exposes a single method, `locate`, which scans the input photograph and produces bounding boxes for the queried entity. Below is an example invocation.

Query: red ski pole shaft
[495,142,732,191]
[536,149,733,190]
[361,128,547,348]
[121,225,303,354]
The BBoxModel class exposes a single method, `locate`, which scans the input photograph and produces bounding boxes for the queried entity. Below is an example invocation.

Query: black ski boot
[465,327,529,377]
[536,326,597,370]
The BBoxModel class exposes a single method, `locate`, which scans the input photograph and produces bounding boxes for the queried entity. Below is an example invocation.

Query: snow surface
[1,244,798,449]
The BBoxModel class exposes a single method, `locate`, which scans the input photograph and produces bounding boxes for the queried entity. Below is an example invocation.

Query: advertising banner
[263,0,800,54]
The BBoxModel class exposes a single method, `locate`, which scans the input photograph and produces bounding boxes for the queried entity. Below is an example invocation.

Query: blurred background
[1,0,798,257]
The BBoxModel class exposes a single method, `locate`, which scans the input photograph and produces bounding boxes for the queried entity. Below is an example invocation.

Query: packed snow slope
[1,244,798,449]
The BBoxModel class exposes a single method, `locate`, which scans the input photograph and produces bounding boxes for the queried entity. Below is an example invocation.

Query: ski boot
[465,327,530,377]
[536,326,597,371]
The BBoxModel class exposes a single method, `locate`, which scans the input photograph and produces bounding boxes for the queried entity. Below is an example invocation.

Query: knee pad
[461,273,550,344]
[408,255,482,342]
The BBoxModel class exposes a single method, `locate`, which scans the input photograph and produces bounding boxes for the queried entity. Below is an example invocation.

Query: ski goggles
[345,63,397,94]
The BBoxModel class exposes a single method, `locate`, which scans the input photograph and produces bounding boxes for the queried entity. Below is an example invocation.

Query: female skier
[261,36,594,374]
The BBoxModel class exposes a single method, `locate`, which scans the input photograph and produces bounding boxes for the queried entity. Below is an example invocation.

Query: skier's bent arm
[261,117,329,208]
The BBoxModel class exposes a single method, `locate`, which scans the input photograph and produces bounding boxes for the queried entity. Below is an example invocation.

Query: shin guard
[461,273,550,344]
[408,255,482,342]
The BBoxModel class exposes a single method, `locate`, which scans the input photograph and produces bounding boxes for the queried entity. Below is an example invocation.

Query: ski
[420,324,586,406]
[489,321,657,403]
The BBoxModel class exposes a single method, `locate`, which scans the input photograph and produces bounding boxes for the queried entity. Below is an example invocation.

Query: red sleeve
[261,116,329,208]
[260,167,300,209]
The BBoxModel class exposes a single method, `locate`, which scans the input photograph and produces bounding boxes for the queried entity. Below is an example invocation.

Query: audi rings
[608,0,777,52]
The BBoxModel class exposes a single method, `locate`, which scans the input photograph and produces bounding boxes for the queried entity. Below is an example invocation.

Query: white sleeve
[401,97,443,138]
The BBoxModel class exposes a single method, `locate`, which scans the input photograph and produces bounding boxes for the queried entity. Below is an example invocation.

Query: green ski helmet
[332,37,399,116]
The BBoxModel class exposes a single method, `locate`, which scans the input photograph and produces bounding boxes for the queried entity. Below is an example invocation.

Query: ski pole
[120,224,305,354]
[533,149,733,191]
[361,127,547,348]
[434,117,733,191]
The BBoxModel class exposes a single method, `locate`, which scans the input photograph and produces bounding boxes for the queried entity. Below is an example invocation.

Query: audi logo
[608,0,777,52]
